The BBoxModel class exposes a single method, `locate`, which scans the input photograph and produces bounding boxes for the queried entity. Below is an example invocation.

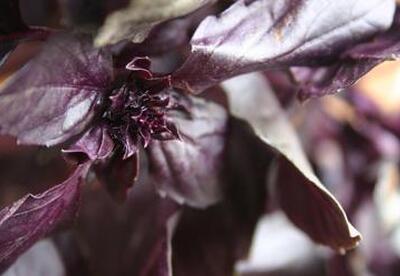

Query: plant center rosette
[65,57,183,162]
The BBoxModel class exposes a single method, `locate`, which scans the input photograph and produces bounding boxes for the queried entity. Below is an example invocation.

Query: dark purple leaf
[293,9,400,100]
[94,152,139,201]
[172,120,270,276]
[147,96,227,208]
[0,163,90,273]
[0,1,52,67]
[0,147,72,208]
[0,0,29,66]
[64,124,114,161]
[222,73,360,251]
[173,0,395,93]
[0,34,113,146]
[66,169,178,276]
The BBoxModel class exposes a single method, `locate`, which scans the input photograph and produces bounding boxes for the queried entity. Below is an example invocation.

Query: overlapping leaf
[173,0,395,93]
[293,9,400,100]
[222,73,361,251]
[147,96,227,208]
[0,35,113,146]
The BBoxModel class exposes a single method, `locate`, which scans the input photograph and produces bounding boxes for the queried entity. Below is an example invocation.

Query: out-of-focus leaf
[293,9,400,100]
[172,119,270,276]
[374,161,400,234]
[0,0,52,67]
[147,96,227,208]
[173,0,395,93]
[0,163,89,273]
[235,212,325,276]
[94,152,139,201]
[0,34,113,146]
[94,0,217,47]
[4,239,65,276]
[0,147,71,207]
[0,0,29,66]
[69,167,178,276]
[58,0,127,31]
[221,73,361,252]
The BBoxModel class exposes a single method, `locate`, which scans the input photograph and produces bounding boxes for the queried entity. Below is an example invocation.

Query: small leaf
[95,0,217,46]
[147,95,227,208]
[221,73,361,252]
[173,0,395,93]
[0,34,113,146]
[0,163,90,273]
[64,124,114,161]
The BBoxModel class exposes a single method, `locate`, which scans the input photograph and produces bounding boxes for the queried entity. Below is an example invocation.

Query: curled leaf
[221,73,361,251]
[173,0,395,93]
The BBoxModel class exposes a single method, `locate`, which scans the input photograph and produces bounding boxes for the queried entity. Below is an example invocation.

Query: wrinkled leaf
[95,0,216,46]
[173,0,395,93]
[221,73,361,251]
[293,9,400,100]
[0,34,113,146]
[0,163,89,273]
[147,95,227,208]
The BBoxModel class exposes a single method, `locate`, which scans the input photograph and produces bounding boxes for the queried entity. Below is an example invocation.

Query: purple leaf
[68,172,178,276]
[64,124,114,161]
[222,73,361,251]
[147,95,227,208]
[0,163,90,273]
[0,0,29,66]
[172,124,269,276]
[94,152,139,201]
[173,0,395,93]
[0,1,52,67]
[293,9,400,99]
[0,34,113,146]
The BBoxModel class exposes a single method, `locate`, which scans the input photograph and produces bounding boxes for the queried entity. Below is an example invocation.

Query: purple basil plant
[1,0,400,275]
